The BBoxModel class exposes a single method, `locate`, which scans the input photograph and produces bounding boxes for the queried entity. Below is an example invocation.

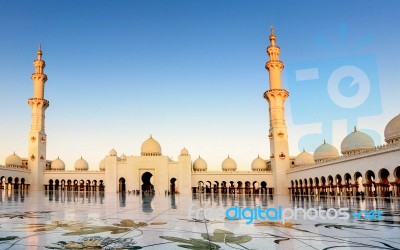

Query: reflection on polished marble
[0,190,400,249]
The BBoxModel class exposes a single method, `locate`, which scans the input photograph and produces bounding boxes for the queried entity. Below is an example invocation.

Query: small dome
[193,156,207,171]
[51,157,65,170]
[180,147,189,156]
[141,135,162,156]
[294,150,315,166]
[99,157,106,171]
[341,127,375,154]
[5,152,22,167]
[75,157,89,171]
[384,114,400,143]
[222,155,237,171]
[314,141,339,162]
[109,148,117,156]
[251,155,267,171]
[120,153,127,161]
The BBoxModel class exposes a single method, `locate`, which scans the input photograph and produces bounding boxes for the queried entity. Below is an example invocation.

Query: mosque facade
[1,29,400,196]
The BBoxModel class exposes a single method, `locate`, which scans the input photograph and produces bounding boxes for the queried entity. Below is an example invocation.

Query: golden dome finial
[270,25,275,35]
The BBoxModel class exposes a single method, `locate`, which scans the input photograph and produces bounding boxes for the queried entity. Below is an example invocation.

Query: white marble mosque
[0,28,399,199]
[0,28,400,250]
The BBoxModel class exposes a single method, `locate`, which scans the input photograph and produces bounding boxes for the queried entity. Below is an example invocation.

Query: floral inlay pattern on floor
[0,191,399,249]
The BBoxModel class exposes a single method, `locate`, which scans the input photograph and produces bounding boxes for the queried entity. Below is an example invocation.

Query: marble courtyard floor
[0,190,400,249]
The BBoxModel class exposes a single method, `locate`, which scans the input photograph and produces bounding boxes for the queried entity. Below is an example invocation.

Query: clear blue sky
[0,1,399,170]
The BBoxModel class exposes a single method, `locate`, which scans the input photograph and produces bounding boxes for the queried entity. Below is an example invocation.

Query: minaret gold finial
[37,43,43,60]
[269,25,276,46]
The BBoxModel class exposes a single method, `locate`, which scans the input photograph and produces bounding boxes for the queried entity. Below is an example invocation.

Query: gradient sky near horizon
[0,1,399,170]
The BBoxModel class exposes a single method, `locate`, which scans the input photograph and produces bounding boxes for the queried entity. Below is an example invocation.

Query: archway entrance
[141,172,154,193]
[55,179,60,190]
[14,177,19,190]
[49,179,54,191]
[119,178,126,193]
[170,178,177,194]
[261,181,267,194]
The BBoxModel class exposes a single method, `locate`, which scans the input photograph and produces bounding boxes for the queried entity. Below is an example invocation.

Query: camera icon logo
[287,54,381,124]
[327,65,370,109]
[286,54,382,150]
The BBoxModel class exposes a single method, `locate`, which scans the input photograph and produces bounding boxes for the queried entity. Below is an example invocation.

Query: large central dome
[141,135,162,156]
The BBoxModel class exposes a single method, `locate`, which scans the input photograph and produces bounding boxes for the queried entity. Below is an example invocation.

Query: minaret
[263,26,290,195]
[28,45,49,191]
